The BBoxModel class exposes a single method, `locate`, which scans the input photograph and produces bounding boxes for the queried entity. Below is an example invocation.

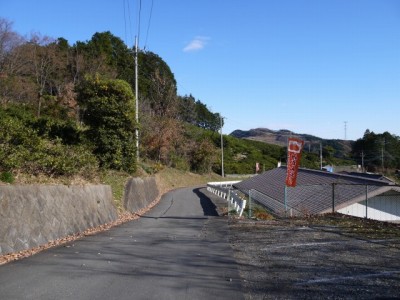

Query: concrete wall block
[0,184,118,255]
[144,177,159,204]
[123,177,159,213]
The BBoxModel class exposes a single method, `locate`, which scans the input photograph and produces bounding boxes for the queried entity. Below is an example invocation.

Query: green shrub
[30,117,83,145]
[77,77,137,173]
[0,115,98,177]
[0,171,14,184]
[169,153,190,171]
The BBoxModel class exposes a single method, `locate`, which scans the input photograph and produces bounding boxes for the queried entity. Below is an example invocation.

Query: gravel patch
[229,216,400,299]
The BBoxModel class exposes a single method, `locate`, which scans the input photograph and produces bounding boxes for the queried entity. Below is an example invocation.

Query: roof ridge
[278,166,392,185]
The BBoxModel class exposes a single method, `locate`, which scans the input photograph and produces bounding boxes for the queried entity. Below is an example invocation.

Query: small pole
[361,150,365,173]
[332,183,335,213]
[365,185,368,219]
[284,185,288,216]
[249,190,252,219]
[320,143,323,170]
[220,116,224,177]
[135,36,139,162]
[227,189,231,217]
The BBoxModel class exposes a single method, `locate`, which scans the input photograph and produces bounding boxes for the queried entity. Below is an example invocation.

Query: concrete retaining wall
[123,177,159,213]
[0,185,117,255]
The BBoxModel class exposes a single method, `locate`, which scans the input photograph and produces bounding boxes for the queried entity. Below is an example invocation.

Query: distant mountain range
[230,128,354,158]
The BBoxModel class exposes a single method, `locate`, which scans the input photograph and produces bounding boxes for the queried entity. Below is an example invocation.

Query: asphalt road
[0,187,243,300]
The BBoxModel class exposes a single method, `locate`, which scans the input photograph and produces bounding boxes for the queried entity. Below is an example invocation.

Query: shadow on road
[193,188,219,217]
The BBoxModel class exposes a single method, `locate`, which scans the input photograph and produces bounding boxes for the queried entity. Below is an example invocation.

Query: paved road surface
[0,187,243,300]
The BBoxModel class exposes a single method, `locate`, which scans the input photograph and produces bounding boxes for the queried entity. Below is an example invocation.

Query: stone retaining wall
[0,185,117,255]
[123,177,159,213]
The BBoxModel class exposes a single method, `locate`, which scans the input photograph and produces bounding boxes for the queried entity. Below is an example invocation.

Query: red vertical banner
[286,138,304,187]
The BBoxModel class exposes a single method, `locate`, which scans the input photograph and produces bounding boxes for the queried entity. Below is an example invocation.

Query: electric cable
[144,0,154,51]
[137,0,142,46]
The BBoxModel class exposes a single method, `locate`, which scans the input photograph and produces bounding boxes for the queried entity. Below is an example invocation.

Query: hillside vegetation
[1,18,399,188]
[232,128,400,176]
[231,128,353,159]
[0,19,280,184]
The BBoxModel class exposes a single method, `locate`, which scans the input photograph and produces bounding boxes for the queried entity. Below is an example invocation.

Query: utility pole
[344,121,347,140]
[320,142,323,170]
[220,116,224,177]
[361,150,365,173]
[135,36,139,162]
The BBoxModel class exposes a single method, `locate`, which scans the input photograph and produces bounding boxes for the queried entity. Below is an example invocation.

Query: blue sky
[1,0,399,140]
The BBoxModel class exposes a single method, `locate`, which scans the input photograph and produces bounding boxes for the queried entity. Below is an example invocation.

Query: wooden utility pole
[135,36,139,162]
[220,116,224,177]
[320,142,323,170]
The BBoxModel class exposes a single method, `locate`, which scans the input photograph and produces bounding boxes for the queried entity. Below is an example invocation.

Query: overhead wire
[123,0,134,47]
[123,0,127,45]
[137,0,142,46]
[127,0,134,46]
[143,0,154,51]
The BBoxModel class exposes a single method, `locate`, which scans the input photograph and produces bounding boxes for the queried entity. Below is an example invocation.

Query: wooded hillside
[1,18,399,182]
[0,19,225,179]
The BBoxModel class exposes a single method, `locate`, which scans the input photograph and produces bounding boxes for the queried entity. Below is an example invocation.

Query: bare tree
[25,33,57,116]
[0,18,30,104]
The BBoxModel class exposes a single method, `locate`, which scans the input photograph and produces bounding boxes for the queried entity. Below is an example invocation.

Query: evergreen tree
[77,76,136,173]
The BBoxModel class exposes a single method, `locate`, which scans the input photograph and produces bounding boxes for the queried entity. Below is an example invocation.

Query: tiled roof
[234,167,395,215]
[339,172,395,183]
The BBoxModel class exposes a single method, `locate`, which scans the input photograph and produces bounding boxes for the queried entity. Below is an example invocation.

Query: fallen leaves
[0,196,162,266]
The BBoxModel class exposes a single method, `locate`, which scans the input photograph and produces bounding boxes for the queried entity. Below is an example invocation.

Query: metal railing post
[284,186,288,216]
[227,189,231,217]
[365,184,368,219]
[332,183,335,213]
[249,190,252,219]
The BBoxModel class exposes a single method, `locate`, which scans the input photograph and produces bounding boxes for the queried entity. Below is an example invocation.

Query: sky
[1,0,399,140]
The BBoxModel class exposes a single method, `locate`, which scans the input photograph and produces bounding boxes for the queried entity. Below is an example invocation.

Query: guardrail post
[284,186,288,216]
[365,184,368,219]
[249,190,252,219]
[332,183,335,213]
[227,189,231,217]
[240,200,246,217]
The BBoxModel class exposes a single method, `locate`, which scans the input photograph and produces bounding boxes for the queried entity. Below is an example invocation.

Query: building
[234,167,400,222]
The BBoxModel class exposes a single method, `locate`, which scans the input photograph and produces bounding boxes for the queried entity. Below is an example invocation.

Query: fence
[248,183,400,222]
[206,182,246,216]
[249,189,300,218]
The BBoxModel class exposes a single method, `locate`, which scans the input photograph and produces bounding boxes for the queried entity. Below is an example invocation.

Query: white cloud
[183,36,210,52]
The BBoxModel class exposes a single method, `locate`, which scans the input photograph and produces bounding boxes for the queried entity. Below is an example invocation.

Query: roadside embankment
[0,176,162,256]
[0,168,222,262]
[0,184,117,255]
[123,177,159,213]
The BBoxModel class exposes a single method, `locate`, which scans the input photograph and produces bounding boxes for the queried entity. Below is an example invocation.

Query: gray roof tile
[234,167,393,215]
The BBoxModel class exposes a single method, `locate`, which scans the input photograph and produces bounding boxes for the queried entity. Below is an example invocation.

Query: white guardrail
[206,181,246,217]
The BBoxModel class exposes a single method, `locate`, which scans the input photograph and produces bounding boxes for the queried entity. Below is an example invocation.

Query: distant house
[322,165,334,172]
[234,167,400,222]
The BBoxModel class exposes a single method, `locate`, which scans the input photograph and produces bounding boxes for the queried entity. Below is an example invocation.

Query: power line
[123,0,127,45]
[128,1,134,46]
[123,0,134,47]
[137,0,142,45]
[143,0,154,51]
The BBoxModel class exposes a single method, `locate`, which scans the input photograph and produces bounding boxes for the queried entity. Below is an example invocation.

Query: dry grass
[287,213,400,240]
[5,164,226,212]
[155,167,222,194]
